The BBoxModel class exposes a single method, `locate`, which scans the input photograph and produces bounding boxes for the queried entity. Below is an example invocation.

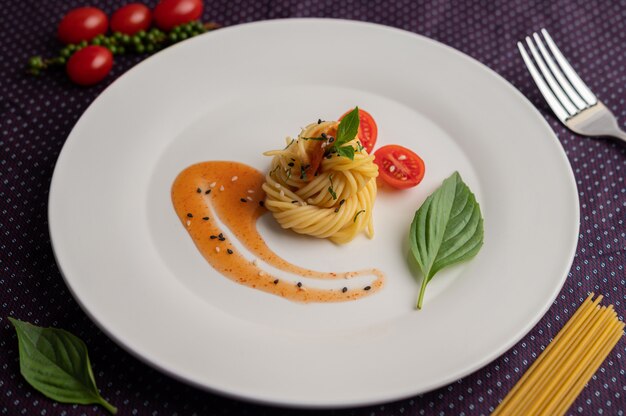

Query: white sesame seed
[280,190,285,197]
[186,220,191,226]
[258,271,265,276]
[398,154,407,161]
[220,185,224,191]
[389,165,396,173]
[215,247,220,253]
[247,196,253,201]
[210,182,217,187]
[231,176,238,182]
[275,183,281,189]
[247,189,254,193]
[252,259,258,266]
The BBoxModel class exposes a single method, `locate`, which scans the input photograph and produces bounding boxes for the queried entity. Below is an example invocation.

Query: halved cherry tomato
[340,108,378,153]
[58,7,108,44]
[66,46,113,86]
[110,3,152,35]
[373,145,425,189]
[153,0,203,31]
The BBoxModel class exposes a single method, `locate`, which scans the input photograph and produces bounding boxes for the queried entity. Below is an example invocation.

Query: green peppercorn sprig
[27,21,219,75]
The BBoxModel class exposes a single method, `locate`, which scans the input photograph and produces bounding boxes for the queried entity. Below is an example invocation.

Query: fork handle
[614,129,626,142]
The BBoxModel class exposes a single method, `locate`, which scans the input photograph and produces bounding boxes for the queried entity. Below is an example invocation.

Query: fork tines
[517,29,597,121]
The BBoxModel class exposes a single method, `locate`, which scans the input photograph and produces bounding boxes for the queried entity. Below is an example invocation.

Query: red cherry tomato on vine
[66,46,113,86]
[374,145,425,189]
[110,3,152,35]
[340,108,378,153]
[57,7,108,44]
[153,0,203,31]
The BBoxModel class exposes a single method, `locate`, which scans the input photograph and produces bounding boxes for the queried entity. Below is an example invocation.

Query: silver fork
[518,29,626,142]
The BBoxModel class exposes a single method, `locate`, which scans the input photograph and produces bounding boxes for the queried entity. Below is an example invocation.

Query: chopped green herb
[328,175,337,200]
[269,165,280,177]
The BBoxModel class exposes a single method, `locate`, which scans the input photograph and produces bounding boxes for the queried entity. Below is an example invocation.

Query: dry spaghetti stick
[505,296,603,416]
[543,317,623,415]
[521,305,612,415]
[492,294,596,415]
[557,323,624,414]
[538,309,619,415]
[494,296,624,416]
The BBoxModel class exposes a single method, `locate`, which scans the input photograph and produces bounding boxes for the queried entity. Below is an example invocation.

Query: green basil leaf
[8,317,117,414]
[336,145,355,160]
[335,106,359,147]
[409,172,484,309]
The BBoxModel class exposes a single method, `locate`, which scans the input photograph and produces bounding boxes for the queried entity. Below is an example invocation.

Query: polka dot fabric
[1,0,624,414]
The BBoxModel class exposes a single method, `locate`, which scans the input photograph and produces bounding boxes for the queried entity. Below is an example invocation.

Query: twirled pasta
[262,120,378,244]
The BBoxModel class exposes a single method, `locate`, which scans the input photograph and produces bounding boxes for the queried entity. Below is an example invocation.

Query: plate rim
[48,18,580,408]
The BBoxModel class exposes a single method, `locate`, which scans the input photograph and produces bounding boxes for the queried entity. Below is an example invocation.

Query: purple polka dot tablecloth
[1,0,625,415]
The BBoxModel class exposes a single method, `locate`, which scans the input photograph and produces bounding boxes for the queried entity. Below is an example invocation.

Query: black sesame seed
[210,235,217,239]
[227,249,233,254]
[334,208,339,213]
[321,132,327,139]
[205,189,211,195]
[202,217,209,220]
[218,233,225,241]
[364,286,371,291]
[287,162,294,167]
[317,119,322,124]
[259,200,265,207]
[273,279,279,284]
[339,199,345,206]
[240,198,247,203]
[196,188,202,193]
[291,200,298,204]
[297,282,302,288]
[328,137,335,143]
[342,287,348,293]
[186,213,193,218]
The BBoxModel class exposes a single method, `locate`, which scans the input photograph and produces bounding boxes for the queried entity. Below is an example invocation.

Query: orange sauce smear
[171,161,384,303]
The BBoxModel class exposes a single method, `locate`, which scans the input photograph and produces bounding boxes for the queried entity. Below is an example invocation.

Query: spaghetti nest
[262,120,378,244]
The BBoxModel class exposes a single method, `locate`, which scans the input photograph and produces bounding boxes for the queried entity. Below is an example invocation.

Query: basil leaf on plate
[8,317,117,414]
[409,172,484,309]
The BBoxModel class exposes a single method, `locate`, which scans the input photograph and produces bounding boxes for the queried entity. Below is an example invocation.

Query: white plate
[49,19,579,407]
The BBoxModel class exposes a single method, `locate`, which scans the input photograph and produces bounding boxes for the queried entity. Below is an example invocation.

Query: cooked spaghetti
[262,118,378,244]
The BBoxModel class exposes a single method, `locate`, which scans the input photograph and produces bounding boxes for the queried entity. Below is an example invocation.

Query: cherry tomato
[340,108,378,153]
[153,0,203,31]
[58,7,108,44]
[373,145,425,189]
[66,46,113,86]
[110,3,152,35]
